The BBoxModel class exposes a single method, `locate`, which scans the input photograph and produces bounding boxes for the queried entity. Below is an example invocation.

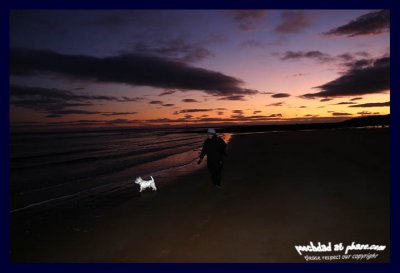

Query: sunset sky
[10,10,390,129]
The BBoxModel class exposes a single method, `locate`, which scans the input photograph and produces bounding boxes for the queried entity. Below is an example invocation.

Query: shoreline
[10,127,390,262]
[10,132,234,213]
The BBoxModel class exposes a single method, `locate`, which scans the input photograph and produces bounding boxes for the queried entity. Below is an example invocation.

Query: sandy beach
[10,127,390,262]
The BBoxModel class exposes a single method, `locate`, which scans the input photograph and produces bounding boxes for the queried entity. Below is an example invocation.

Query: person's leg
[214,161,223,186]
[207,160,218,185]
[208,160,222,186]
[207,160,215,183]
[218,161,224,185]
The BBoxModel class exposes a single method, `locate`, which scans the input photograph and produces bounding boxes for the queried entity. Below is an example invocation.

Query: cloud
[350,97,363,101]
[173,108,213,115]
[253,110,262,114]
[342,58,373,70]
[216,111,224,116]
[12,100,94,112]
[47,110,138,118]
[324,10,389,37]
[332,102,356,105]
[107,118,138,125]
[149,100,163,105]
[278,50,371,66]
[299,106,307,108]
[45,119,106,126]
[162,103,175,107]
[118,96,144,102]
[275,11,313,33]
[271,93,291,98]
[10,84,142,103]
[217,95,247,101]
[215,115,281,123]
[266,102,284,106]
[128,38,214,63]
[301,56,390,98]
[24,114,356,129]
[10,48,259,97]
[231,110,244,118]
[320,98,332,102]
[268,113,282,117]
[348,101,390,108]
[227,113,283,121]
[182,98,199,103]
[83,11,161,30]
[159,90,176,96]
[10,84,142,117]
[153,113,283,124]
[331,112,352,116]
[101,112,138,116]
[337,53,357,62]
[46,109,102,116]
[304,114,319,117]
[357,111,380,115]
[292,73,306,77]
[228,10,267,31]
[280,50,334,63]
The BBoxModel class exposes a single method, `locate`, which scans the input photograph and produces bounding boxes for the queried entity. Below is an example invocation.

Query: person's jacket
[199,135,227,162]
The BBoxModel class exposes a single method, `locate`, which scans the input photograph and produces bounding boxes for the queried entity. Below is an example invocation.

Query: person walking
[198,128,227,188]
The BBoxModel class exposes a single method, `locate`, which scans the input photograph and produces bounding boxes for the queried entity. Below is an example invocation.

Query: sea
[10,128,233,213]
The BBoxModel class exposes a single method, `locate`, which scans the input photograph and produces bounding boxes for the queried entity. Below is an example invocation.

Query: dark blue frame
[1,0,398,272]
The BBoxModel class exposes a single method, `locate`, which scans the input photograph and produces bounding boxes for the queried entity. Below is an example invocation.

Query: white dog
[135,176,157,192]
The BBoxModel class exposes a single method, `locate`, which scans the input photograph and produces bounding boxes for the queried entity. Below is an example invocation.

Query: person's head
[207,128,216,138]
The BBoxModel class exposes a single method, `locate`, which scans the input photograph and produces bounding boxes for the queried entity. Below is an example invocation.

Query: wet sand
[10,128,390,262]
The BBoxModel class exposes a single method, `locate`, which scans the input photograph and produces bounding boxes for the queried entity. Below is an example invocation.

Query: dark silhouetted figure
[198,128,227,188]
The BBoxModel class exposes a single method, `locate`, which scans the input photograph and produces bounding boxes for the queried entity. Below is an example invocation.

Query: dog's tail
[150,176,154,181]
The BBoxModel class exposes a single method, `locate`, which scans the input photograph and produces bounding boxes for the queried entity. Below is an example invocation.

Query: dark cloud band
[349,101,390,108]
[10,48,258,97]
[10,84,140,118]
[271,93,291,98]
[324,10,389,37]
[301,56,389,98]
